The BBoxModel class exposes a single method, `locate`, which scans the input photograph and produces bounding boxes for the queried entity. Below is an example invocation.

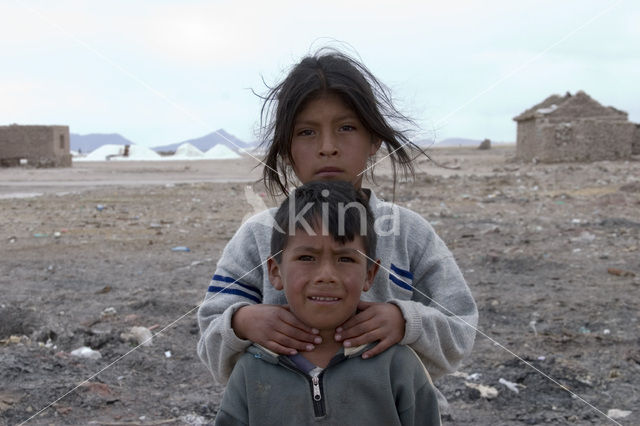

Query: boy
[214,181,440,425]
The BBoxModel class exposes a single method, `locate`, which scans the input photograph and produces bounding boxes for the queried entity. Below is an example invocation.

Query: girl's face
[290,93,380,189]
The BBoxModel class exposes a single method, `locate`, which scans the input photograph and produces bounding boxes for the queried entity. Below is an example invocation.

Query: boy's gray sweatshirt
[198,189,478,384]
[214,343,441,425]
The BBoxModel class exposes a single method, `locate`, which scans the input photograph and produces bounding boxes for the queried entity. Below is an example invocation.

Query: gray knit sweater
[198,189,477,385]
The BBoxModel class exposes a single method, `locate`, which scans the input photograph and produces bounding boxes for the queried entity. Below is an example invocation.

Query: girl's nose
[318,134,338,157]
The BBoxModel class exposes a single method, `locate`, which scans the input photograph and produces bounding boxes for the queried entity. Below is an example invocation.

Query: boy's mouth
[309,296,340,303]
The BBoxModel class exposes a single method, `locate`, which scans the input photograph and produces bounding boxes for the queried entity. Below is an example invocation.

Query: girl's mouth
[315,168,343,178]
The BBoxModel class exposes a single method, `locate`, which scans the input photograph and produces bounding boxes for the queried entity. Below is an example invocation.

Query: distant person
[214,181,441,425]
[198,48,477,409]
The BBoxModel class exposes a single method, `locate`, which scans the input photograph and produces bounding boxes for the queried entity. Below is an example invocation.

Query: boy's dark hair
[258,48,427,196]
[270,181,376,265]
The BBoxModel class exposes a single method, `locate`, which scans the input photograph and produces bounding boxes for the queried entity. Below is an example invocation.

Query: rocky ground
[1,147,638,425]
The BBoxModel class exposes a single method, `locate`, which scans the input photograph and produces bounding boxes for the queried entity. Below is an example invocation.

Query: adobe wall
[530,119,633,163]
[515,120,537,161]
[0,125,71,167]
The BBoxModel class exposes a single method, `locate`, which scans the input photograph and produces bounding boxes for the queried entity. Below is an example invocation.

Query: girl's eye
[296,129,314,137]
[339,125,355,132]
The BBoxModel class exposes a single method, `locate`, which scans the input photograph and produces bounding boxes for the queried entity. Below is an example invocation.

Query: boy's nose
[313,261,338,284]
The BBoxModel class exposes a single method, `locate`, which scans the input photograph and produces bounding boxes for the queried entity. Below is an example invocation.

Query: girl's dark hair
[258,48,427,196]
[270,180,376,265]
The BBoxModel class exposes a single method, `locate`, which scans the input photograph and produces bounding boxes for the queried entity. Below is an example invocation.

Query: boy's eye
[298,255,314,261]
[338,256,355,263]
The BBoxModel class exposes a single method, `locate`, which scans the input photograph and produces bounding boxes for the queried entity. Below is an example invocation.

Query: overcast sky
[1,0,638,147]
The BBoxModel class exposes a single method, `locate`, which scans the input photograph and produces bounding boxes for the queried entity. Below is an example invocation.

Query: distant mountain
[414,138,481,147]
[152,129,251,153]
[71,133,135,153]
[435,138,482,147]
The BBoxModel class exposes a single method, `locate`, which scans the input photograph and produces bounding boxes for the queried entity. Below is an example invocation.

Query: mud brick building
[0,124,71,167]
[513,91,639,163]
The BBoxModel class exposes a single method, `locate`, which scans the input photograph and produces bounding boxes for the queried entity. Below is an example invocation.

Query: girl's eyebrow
[294,114,359,126]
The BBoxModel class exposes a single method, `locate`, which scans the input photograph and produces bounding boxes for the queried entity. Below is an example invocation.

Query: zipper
[310,370,326,417]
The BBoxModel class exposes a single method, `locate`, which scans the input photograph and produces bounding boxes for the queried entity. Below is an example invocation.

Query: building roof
[513,91,628,122]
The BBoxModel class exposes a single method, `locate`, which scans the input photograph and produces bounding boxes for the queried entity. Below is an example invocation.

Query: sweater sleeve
[197,213,272,384]
[390,213,478,380]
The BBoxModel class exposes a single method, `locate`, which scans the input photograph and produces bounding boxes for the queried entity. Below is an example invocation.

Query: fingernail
[362,353,369,359]
[314,337,322,344]
[344,341,351,348]
[290,350,298,355]
[312,328,319,334]
[334,334,342,341]
[306,344,314,351]
[336,327,343,333]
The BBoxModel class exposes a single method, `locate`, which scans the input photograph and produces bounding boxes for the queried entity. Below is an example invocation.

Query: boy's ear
[362,259,381,292]
[267,257,284,290]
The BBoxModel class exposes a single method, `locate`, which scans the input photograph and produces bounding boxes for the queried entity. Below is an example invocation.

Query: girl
[197,49,478,402]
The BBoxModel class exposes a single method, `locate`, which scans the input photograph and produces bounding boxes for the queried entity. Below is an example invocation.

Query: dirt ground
[1,146,638,425]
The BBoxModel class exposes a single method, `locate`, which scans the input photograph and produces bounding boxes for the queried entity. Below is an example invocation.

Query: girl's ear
[267,257,284,290]
[369,138,382,156]
[362,260,380,292]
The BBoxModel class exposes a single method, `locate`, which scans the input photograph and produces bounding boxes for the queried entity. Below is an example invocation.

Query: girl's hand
[232,304,321,355]
[334,301,405,359]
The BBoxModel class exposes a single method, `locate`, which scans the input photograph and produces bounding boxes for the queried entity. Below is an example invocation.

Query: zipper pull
[312,375,321,401]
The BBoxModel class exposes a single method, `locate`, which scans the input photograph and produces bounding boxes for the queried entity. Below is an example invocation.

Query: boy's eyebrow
[288,246,361,255]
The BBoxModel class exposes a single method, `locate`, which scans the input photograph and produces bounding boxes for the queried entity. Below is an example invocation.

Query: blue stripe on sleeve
[207,286,261,303]
[390,263,413,280]
[389,274,413,292]
[212,274,263,298]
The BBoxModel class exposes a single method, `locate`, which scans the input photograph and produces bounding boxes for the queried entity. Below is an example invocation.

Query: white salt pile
[203,144,241,160]
[76,144,162,161]
[164,143,205,160]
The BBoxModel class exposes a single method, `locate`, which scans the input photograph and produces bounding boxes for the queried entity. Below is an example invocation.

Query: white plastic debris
[130,326,153,346]
[70,346,102,360]
[164,350,172,358]
[101,307,117,317]
[466,373,481,381]
[499,378,519,394]
[603,329,611,335]
[607,409,631,419]
[465,382,498,399]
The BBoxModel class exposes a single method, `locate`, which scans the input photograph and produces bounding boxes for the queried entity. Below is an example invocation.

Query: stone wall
[634,124,640,155]
[520,119,634,163]
[0,125,71,167]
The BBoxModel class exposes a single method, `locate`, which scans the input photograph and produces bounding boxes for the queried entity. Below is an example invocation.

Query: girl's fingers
[342,329,380,349]
[336,309,376,338]
[279,309,319,337]
[275,322,322,345]
[361,338,394,359]
[263,340,299,356]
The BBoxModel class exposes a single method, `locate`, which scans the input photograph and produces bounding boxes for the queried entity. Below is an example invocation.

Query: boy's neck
[300,328,343,369]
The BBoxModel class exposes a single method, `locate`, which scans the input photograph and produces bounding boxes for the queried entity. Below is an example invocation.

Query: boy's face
[268,229,379,332]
